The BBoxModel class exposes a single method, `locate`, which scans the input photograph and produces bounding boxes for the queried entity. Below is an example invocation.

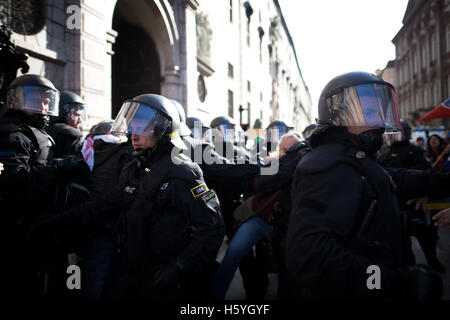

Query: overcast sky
[278,0,410,121]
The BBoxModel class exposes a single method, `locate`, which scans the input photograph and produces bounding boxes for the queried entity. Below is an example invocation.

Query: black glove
[54,155,88,175]
[151,262,183,291]
[389,265,443,300]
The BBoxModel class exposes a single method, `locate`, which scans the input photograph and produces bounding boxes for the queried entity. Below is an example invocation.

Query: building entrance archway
[112,11,161,117]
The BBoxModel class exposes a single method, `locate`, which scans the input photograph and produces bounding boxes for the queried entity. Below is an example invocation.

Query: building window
[447,75,450,99]
[246,20,250,46]
[259,39,263,63]
[430,33,437,63]
[197,75,206,102]
[400,63,404,84]
[229,0,233,23]
[228,89,234,117]
[260,92,263,102]
[447,25,450,53]
[228,63,234,79]
[421,42,427,70]
[406,57,410,80]
[433,82,438,105]
[247,80,251,92]
[415,92,420,110]
[413,49,419,75]
[247,102,251,125]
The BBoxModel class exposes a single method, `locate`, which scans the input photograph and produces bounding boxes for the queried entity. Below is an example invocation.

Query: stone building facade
[2,0,311,132]
[392,0,450,126]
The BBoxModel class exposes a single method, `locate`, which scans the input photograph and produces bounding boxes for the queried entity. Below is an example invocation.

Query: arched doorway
[111,13,161,117]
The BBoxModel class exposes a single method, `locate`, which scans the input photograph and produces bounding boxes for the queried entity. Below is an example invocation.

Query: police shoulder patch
[200,189,221,212]
[191,183,208,197]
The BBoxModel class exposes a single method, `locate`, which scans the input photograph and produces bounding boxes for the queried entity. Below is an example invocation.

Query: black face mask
[348,128,385,156]
[132,148,153,168]
[27,114,50,129]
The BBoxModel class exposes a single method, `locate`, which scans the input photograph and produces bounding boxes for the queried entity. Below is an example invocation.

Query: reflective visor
[192,124,211,142]
[266,125,290,144]
[8,86,59,116]
[214,123,236,142]
[328,83,401,131]
[62,103,87,123]
[111,100,170,138]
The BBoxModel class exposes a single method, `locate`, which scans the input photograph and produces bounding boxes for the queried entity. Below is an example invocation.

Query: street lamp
[238,104,248,128]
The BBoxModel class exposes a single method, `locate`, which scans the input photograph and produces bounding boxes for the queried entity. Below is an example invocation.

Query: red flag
[419,98,450,121]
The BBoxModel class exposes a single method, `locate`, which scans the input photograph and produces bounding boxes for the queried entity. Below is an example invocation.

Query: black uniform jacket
[286,143,450,299]
[47,122,83,158]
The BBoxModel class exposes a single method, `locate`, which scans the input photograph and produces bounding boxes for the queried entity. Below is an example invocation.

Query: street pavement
[220,226,450,300]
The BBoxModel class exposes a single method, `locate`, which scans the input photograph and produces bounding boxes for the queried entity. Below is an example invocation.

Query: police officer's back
[286,72,447,299]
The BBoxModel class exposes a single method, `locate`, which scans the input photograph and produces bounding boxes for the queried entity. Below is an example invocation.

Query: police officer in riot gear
[286,71,449,299]
[210,116,252,162]
[379,119,444,273]
[179,110,265,299]
[29,94,225,300]
[0,74,87,298]
[178,109,260,239]
[186,116,212,143]
[266,120,294,154]
[379,120,430,170]
[301,123,317,141]
[47,91,86,158]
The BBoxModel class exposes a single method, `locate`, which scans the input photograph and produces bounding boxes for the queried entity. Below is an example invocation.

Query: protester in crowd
[213,132,302,300]
[427,134,450,172]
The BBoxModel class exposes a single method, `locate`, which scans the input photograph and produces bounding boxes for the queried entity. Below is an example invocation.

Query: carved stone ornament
[0,0,45,35]
[196,12,212,66]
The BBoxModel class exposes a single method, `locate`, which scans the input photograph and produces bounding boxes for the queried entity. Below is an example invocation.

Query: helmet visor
[8,86,59,116]
[111,100,171,138]
[213,123,236,142]
[191,122,212,142]
[328,83,401,131]
[236,126,246,145]
[61,103,87,123]
[266,125,290,144]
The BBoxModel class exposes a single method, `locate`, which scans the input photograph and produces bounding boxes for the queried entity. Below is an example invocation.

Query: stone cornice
[185,0,199,11]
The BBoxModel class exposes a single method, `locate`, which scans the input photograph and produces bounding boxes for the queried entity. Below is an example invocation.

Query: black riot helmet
[210,116,237,143]
[384,119,412,146]
[302,123,317,140]
[187,116,212,142]
[87,119,115,137]
[59,91,87,127]
[317,72,402,135]
[171,99,191,137]
[266,119,293,146]
[186,116,205,130]
[7,74,59,117]
[400,119,411,141]
[111,94,187,150]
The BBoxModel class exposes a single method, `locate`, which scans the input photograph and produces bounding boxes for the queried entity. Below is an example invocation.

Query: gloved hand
[54,155,88,175]
[390,265,443,300]
[151,262,183,291]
